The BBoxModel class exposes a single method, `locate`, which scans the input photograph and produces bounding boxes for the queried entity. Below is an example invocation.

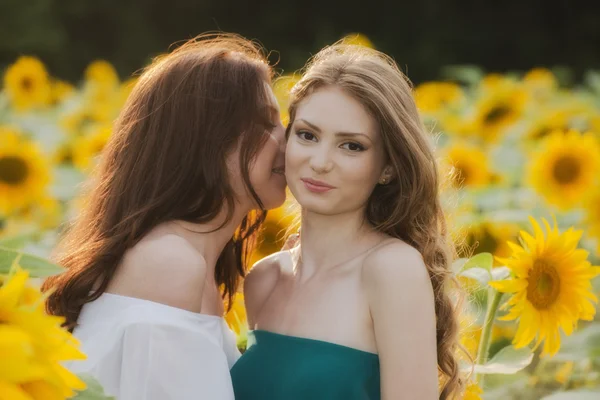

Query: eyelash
[295,130,366,152]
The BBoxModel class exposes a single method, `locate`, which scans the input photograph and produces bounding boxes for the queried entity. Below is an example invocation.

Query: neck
[296,207,379,278]
[172,203,251,275]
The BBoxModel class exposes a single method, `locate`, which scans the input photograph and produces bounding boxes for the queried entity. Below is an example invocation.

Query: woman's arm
[363,243,439,400]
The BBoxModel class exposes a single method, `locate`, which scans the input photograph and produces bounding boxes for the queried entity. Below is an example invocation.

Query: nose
[309,145,333,174]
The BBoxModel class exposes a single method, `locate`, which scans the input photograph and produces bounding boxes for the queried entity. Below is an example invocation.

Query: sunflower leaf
[440,65,484,85]
[72,374,115,399]
[584,70,600,94]
[461,252,494,273]
[0,247,63,278]
[0,233,38,250]
[452,258,469,273]
[458,267,492,286]
[541,390,600,400]
[473,345,533,374]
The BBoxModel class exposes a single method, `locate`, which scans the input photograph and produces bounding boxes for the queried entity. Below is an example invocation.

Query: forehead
[294,86,377,136]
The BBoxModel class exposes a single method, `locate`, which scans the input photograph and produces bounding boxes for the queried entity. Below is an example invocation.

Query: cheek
[249,157,271,187]
[338,156,381,195]
[251,140,277,180]
[285,140,302,171]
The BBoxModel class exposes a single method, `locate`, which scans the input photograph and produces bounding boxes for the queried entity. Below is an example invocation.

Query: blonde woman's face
[285,86,388,215]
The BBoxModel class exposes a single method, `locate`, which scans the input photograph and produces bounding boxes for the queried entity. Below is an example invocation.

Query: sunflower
[340,33,374,48]
[247,203,299,267]
[3,56,51,111]
[84,60,119,87]
[527,130,600,210]
[522,68,558,102]
[458,221,519,262]
[463,381,483,400]
[49,79,74,105]
[273,74,300,126]
[59,109,96,137]
[458,313,480,359]
[583,188,600,252]
[72,125,112,171]
[224,293,248,336]
[18,196,62,230]
[444,144,491,189]
[439,114,478,137]
[524,110,569,141]
[472,75,528,142]
[256,205,297,256]
[224,293,249,352]
[414,82,464,113]
[554,361,574,384]
[0,127,52,215]
[525,101,599,141]
[0,267,87,398]
[53,141,75,165]
[83,60,121,123]
[489,217,600,356]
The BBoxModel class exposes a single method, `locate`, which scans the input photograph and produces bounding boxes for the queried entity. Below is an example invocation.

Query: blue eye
[296,131,317,141]
[341,142,365,152]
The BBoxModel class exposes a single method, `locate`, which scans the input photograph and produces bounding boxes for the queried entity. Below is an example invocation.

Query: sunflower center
[21,76,34,92]
[484,105,511,124]
[453,163,470,186]
[0,156,29,185]
[552,156,580,184]
[476,228,499,254]
[527,260,560,309]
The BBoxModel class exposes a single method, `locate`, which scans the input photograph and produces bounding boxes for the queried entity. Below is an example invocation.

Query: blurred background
[2,0,600,83]
[1,1,600,399]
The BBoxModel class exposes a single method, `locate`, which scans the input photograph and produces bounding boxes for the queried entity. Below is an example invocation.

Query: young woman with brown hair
[231,44,465,399]
[42,34,287,399]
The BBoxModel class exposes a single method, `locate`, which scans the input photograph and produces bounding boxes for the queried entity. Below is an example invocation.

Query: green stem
[475,289,504,384]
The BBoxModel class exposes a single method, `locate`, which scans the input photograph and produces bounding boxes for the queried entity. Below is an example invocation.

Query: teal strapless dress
[230,330,380,399]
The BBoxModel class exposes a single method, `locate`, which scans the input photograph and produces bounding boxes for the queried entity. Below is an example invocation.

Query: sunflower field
[1,34,600,399]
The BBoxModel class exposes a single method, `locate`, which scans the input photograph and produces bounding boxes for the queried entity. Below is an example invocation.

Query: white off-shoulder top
[66,293,240,400]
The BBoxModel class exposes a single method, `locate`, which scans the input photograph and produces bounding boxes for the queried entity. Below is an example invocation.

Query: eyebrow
[296,118,373,143]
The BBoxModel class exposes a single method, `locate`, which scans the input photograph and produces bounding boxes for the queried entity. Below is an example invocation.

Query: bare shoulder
[243,251,286,326]
[112,233,207,312]
[362,239,432,296]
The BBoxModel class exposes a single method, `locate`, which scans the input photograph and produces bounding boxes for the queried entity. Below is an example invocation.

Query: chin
[292,193,336,215]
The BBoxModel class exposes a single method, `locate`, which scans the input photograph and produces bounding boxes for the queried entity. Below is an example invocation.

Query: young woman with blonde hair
[232,44,464,400]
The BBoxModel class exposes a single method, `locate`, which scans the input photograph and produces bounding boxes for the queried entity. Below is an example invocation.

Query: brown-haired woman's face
[231,85,287,210]
[285,86,388,215]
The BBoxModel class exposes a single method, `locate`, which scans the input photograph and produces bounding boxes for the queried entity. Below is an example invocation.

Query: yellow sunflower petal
[0,381,34,400]
[489,279,527,293]
[21,381,63,400]
[0,269,29,309]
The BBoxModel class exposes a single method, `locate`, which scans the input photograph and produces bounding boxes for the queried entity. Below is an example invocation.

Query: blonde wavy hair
[286,44,468,399]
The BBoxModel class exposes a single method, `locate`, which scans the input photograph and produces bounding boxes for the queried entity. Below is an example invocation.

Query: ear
[378,166,393,185]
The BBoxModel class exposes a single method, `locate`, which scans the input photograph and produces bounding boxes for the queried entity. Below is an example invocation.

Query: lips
[301,178,335,193]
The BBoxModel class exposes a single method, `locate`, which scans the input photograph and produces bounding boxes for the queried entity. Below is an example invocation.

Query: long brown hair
[43,33,275,330]
[286,44,466,399]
